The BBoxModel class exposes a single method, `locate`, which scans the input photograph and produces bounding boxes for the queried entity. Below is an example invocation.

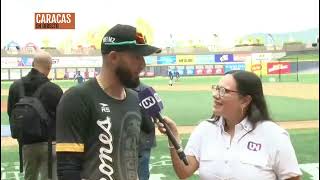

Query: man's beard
[115,65,140,88]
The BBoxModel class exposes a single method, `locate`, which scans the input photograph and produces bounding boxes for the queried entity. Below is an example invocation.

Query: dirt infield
[1,102,7,112]
[1,120,318,147]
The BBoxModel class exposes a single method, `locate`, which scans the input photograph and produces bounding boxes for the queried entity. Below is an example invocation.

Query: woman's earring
[241,106,245,117]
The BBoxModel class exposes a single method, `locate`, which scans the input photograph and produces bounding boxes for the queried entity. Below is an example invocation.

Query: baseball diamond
[1,73,319,179]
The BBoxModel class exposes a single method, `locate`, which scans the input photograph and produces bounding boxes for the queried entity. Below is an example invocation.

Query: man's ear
[107,51,119,64]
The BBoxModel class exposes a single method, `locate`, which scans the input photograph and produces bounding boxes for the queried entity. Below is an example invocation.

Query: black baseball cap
[101,24,161,56]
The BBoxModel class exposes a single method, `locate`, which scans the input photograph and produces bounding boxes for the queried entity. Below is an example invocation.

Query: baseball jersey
[56,78,142,180]
[184,117,302,180]
[75,74,85,84]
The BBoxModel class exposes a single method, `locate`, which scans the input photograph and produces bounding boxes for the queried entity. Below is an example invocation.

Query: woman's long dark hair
[210,70,271,131]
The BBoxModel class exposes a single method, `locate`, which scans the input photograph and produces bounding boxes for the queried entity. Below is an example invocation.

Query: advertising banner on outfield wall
[48,70,55,79]
[9,69,21,80]
[245,61,268,76]
[185,66,195,75]
[175,66,185,75]
[195,55,215,64]
[1,56,103,68]
[139,71,155,77]
[234,53,251,62]
[176,55,195,65]
[204,65,214,75]
[144,56,157,65]
[21,68,31,76]
[215,54,234,63]
[251,53,272,61]
[195,65,205,75]
[88,68,96,78]
[1,69,9,80]
[52,56,102,67]
[56,68,66,79]
[66,68,76,78]
[224,63,245,73]
[19,57,33,66]
[267,62,291,74]
[1,57,22,67]
[157,56,176,65]
[213,65,224,75]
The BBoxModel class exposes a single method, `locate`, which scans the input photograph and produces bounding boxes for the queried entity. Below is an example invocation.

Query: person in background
[74,71,85,84]
[132,82,157,180]
[168,69,173,86]
[174,70,180,82]
[7,52,63,180]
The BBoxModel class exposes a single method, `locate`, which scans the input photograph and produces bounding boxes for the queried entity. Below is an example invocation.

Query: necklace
[96,75,126,100]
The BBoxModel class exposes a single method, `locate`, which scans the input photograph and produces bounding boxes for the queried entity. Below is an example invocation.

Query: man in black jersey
[56,24,161,180]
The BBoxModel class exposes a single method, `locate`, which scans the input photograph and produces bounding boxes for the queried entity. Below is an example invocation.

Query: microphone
[138,87,189,166]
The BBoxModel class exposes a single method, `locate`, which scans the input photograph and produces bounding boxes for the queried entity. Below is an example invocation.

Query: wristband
[168,140,182,149]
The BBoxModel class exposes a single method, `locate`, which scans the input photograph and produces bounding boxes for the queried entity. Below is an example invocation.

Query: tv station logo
[35,13,75,29]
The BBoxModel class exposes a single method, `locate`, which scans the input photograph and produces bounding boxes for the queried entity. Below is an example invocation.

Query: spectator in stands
[158,70,302,180]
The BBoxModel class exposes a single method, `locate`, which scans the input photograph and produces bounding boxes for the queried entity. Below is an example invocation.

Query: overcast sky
[1,0,319,48]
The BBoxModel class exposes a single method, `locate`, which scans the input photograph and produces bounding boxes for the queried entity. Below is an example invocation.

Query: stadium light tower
[267,33,276,51]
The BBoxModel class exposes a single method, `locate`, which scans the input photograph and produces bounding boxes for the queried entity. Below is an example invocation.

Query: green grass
[0,80,79,90]
[1,91,318,125]
[2,112,9,125]
[1,73,318,90]
[279,54,319,61]
[266,96,319,121]
[290,129,319,164]
[1,75,318,125]
[142,76,221,86]
[260,73,319,83]
[1,129,318,180]
[159,92,319,125]
[159,91,212,125]
[2,95,8,101]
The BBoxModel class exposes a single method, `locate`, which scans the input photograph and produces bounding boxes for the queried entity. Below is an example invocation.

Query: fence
[1,60,318,82]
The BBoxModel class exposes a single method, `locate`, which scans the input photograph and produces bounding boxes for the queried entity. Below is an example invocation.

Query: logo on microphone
[153,93,162,103]
[140,96,156,109]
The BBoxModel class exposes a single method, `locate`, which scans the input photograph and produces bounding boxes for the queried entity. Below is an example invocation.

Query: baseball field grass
[1,129,319,180]
[1,73,319,125]
[1,91,318,126]
[279,54,319,61]
[1,73,319,179]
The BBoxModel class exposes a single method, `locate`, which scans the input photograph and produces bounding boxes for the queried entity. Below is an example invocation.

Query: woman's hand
[156,116,179,137]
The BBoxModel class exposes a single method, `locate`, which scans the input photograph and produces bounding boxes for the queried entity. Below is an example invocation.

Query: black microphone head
[138,87,164,117]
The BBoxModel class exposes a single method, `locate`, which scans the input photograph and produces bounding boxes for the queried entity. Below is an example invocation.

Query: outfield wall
[1,53,319,80]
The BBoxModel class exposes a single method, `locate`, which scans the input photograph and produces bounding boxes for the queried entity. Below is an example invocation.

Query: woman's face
[212,74,243,118]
